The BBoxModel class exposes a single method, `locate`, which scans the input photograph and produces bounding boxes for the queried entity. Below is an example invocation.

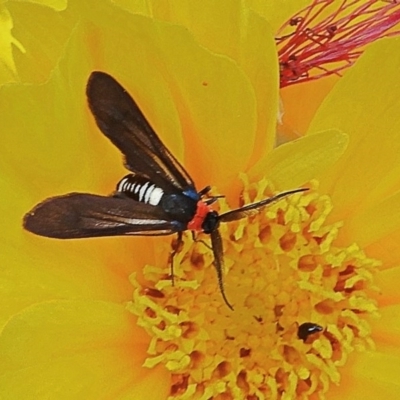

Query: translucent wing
[87,71,195,195]
[23,193,182,239]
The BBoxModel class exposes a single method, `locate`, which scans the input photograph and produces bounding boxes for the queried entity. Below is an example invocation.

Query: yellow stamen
[128,179,379,399]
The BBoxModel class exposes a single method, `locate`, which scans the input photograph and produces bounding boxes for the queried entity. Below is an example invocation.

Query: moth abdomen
[116,174,164,206]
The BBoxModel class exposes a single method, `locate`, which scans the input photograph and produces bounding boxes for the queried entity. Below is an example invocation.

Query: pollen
[128,179,379,400]
[276,0,400,87]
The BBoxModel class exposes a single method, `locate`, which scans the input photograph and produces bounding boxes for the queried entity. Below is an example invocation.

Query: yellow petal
[0,77,102,198]
[309,38,400,222]
[5,1,76,84]
[111,0,151,16]
[372,304,400,349]
[0,300,169,399]
[374,267,400,307]
[242,11,279,168]
[0,237,140,329]
[280,76,338,139]
[115,367,171,400]
[123,0,278,164]
[248,129,348,189]
[246,0,310,32]
[340,191,400,267]
[21,0,68,11]
[327,351,400,400]
[0,5,22,83]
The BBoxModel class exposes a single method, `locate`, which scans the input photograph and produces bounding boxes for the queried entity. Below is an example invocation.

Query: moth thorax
[116,174,164,206]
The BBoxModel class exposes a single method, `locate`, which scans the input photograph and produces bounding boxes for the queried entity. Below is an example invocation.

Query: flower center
[128,179,379,399]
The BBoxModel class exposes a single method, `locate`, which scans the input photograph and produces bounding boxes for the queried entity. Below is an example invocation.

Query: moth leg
[191,231,212,250]
[170,231,184,286]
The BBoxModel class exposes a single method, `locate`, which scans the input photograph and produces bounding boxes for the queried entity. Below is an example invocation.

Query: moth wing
[23,193,181,239]
[87,71,195,194]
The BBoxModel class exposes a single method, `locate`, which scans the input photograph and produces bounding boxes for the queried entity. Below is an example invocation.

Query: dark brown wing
[219,188,308,223]
[87,71,195,195]
[23,193,182,239]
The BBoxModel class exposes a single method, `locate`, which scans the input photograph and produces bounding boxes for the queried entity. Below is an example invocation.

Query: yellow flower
[0,0,71,85]
[1,1,399,399]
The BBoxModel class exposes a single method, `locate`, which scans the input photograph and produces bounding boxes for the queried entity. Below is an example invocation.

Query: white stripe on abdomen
[116,174,164,206]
